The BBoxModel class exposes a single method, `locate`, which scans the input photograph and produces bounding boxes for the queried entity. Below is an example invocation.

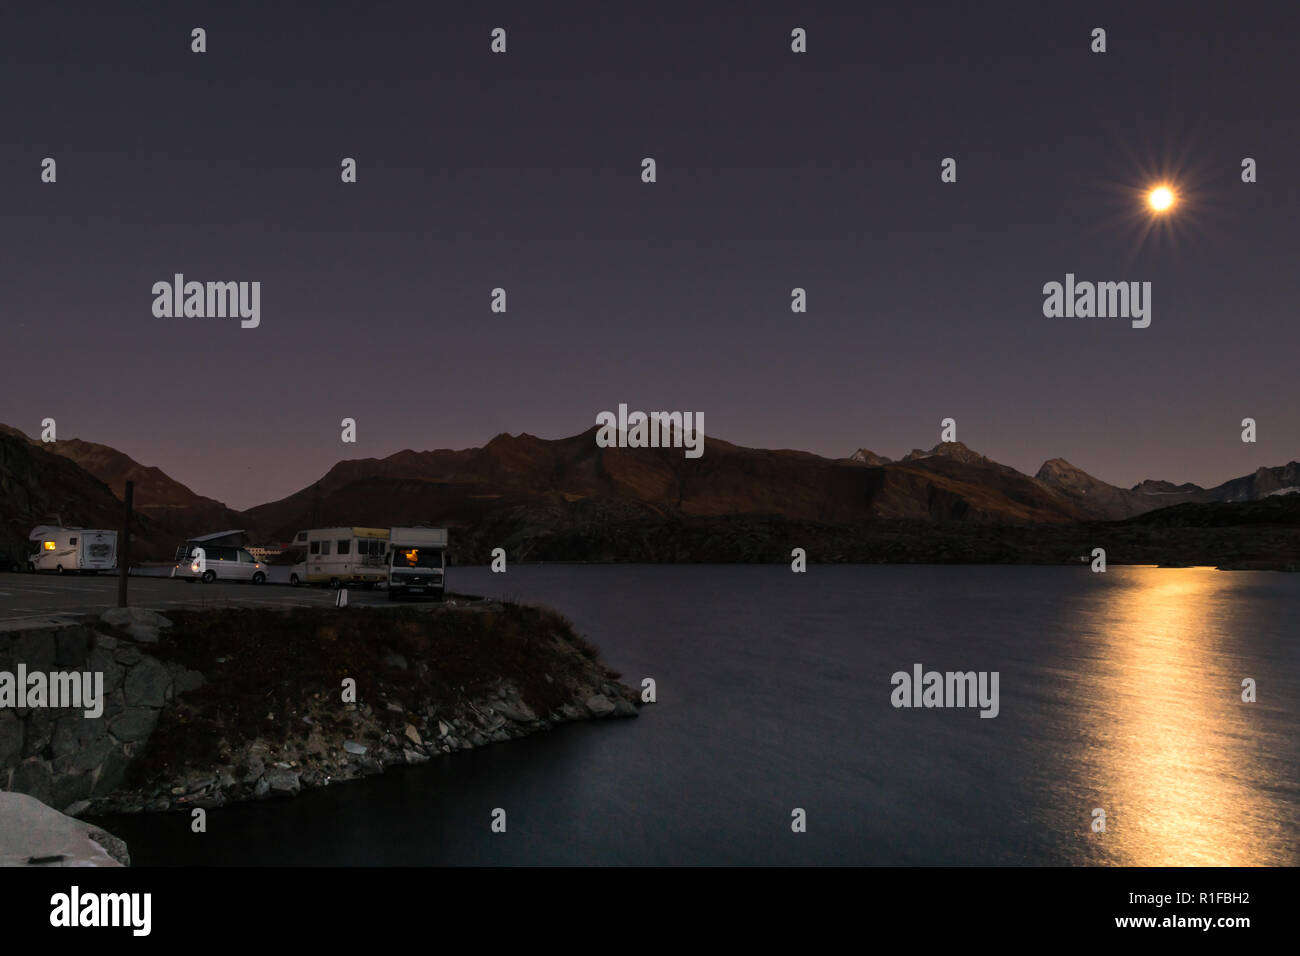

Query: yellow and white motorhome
[387,527,447,600]
[300,527,389,588]
[27,524,117,573]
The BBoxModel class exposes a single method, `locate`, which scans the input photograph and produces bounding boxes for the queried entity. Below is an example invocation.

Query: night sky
[3,1,1297,510]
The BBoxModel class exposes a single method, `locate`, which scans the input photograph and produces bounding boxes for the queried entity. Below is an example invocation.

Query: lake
[100,564,1300,865]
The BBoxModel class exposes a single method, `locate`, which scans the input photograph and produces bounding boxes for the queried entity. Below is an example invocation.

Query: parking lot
[0,567,415,631]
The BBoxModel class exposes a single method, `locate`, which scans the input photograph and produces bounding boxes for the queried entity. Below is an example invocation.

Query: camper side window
[337,540,351,555]
[320,541,331,556]
[309,541,320,555]
[69,537,77,545]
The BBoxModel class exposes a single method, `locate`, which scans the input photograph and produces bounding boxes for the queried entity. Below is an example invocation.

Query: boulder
[584,694,616,717]
[114,644,143,666]
[264,769,301,797]
[497,699,538,723]
[92,747,132,796]
[99,608,171,644]
[109,707,159,743]
[68,738,112,775]
[0,792,128,866]
[242,755,266,784]
[87,648,125,694]
[123,658,169,708]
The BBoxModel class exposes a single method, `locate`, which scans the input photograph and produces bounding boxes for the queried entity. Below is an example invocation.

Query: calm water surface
[101,565,1300,865]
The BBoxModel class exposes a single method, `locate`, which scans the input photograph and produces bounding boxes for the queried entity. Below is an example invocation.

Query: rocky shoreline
[93,599,639,815]
[2,599,640,820]
[93,669,638,815]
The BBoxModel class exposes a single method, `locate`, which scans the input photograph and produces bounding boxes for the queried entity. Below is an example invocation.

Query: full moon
[1148,185,1175,212]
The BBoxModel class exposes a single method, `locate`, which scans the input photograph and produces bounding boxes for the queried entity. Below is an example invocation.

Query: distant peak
[1132,478,1203,494]
[903,441,989,466]
[849,448,891,466]
[1036,457,1084,478]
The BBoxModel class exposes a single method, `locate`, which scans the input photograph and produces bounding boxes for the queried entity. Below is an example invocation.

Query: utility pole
[117,480,133,608]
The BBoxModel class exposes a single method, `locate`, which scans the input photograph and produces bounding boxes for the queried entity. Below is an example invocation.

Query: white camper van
[301,527,390,588]
[27,524,117,574]
[387,527,447,600]
[172,544,268,583]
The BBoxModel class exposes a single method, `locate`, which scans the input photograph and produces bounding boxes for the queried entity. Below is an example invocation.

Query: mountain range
[2,422,1297,566]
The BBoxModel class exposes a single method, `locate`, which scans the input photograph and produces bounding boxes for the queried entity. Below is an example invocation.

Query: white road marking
[27,585,114,593]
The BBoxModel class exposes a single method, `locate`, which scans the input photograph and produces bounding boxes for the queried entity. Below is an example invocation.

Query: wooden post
[117,480,133,607]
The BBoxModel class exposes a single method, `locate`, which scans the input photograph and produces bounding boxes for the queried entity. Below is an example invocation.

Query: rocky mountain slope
[1038,456,1300,519]
[240,432,1094,543]
[5,421,1297,567]
[0,426,239,541]
[0,430,172,561]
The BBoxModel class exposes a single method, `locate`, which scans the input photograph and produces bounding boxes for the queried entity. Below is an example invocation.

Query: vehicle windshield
[392,547,442,569]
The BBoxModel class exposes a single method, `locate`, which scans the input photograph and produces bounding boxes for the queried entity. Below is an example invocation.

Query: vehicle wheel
[202,570,216,583]
[289,573,300,587]
[253,572,266,584]
[27,562,35,573]
[329,578,341,590]
[56,565,64,574]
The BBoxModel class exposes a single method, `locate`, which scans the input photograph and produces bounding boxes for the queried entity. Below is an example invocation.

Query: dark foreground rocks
[82,600,639,814]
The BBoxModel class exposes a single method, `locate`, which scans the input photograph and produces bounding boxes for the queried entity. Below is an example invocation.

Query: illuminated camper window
[43,541,56,551]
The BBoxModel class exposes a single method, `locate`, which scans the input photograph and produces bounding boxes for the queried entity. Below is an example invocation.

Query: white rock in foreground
[0,793,128,867]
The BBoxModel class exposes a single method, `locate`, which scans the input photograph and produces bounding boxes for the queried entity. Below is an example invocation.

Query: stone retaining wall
[0,608,203,814]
